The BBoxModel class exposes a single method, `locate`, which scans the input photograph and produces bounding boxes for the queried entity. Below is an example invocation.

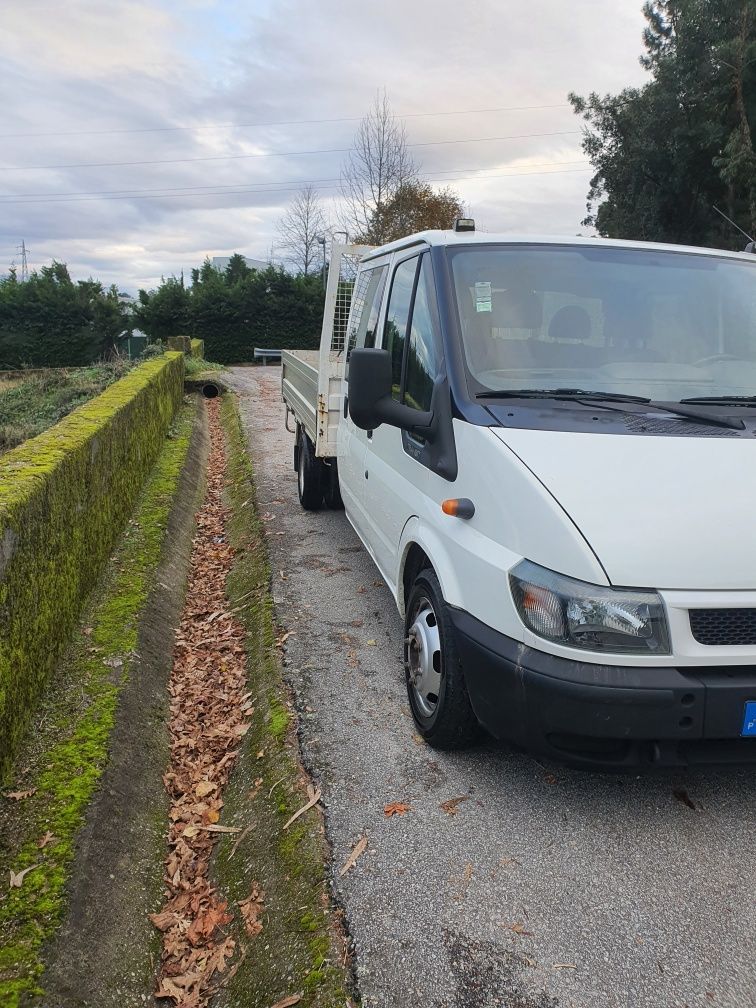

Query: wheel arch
[397,517,464,619]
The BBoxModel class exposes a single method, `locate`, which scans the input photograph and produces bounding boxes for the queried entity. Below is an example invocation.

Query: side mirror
[347,348,433,434]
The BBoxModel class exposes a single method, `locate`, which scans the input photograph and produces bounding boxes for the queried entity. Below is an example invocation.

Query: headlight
[509,560,670,655]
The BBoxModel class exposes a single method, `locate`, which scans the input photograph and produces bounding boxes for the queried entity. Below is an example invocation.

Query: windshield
[449,244,756,401]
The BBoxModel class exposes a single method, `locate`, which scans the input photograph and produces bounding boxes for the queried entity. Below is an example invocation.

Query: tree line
[134,256,325,363]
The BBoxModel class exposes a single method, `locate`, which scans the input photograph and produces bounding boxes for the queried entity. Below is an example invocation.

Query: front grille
[690,608,756,646]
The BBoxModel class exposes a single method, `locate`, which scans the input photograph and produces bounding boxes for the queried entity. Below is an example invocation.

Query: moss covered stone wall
[190,338,204,359]
[0,352,185,776]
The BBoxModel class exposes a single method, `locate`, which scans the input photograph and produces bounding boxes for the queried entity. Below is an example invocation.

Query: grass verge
[0,361,133,453]
[0,401,195,1007]
[213,394,355,1008]
[185,355,224,376]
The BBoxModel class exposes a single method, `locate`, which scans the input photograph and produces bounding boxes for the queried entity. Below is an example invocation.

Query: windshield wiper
[680,395,756,405]
[475,388,651,403]
[476,388,745,429]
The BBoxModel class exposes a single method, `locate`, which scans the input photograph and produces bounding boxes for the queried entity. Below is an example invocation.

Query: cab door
[361,251,443,585]
[337,261,389,535]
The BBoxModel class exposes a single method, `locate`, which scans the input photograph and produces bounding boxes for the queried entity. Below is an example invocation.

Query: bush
[0,352,185,775]
[0,263,129,369]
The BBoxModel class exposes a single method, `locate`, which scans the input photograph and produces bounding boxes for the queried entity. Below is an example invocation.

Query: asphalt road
[226,366,756,1008]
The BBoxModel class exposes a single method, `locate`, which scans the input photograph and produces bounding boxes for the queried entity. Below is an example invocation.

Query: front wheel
[296,428,323,511]
[404,568,481,749]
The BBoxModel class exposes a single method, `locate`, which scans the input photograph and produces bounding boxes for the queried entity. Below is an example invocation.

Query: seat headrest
[487,289,542,329]
[548,304,592,342]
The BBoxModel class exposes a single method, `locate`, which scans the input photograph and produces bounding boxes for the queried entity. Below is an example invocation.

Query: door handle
[343,395,349,419]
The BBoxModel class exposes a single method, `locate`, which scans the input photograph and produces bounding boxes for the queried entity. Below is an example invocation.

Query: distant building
[211,255,268,273]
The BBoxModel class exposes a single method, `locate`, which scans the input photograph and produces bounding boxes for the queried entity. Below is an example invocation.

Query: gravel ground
[226,366,756,1008]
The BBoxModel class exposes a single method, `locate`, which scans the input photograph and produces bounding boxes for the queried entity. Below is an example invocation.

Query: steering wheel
[692,353,740,366]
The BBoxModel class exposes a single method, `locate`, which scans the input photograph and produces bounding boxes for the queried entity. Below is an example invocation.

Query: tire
[404,567,481,749]
[322,461,344,510]
[296,428,323,511]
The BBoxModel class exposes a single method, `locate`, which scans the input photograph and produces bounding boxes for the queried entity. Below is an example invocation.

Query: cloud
[0,0,649,291]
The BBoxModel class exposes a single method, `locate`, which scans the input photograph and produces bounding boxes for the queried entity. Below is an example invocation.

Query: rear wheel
[404,567,481,749]
[296,428,323,510]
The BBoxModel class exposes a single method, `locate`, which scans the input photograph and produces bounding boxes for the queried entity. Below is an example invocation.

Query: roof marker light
[453,218,476,233]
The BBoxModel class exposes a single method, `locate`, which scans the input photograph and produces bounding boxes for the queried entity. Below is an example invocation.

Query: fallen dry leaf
[4,788,36,801]
[283,785,322,830]
[544,773,558,785]
[269,996,302,1008]
[237,885,264,937]
[195,781,216,798]
[384,802,411,817]
[10,864,40,888]
[187,900,233,945]
[507,922,534,937]
[366,639,377,646]
[440,795,469,816]
[199,824,242,834]
[36,831,56,849]
[339,835,368,877]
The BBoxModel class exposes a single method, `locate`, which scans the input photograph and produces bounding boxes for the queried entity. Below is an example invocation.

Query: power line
[0,166,592,206]
[0,104,572,140]
[0,130,581,173]
[0,160,590,201]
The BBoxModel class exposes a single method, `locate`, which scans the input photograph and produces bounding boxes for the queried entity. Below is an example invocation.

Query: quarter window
[347,265,388,353]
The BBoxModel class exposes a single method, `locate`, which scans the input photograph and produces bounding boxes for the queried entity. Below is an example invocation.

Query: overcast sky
[0,1,649,293]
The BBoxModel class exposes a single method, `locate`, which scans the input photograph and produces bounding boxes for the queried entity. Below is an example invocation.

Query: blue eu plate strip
[742,701,756,737]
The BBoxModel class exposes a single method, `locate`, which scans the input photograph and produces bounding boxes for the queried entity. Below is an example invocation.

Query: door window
[403,255,438,412]
[383,256,419,399]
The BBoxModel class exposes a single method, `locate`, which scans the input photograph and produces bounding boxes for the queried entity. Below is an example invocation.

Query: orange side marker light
[441,498,475,519]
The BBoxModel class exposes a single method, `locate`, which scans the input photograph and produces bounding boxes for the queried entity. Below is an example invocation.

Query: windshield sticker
[474,282,492,313]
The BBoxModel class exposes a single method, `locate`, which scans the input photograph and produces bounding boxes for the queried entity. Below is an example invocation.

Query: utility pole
[17,241,29,282]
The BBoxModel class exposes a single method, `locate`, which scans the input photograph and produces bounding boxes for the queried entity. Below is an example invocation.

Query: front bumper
[449,607,756,770]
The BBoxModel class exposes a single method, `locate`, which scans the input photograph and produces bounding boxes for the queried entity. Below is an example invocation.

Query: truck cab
[287,227,756,769]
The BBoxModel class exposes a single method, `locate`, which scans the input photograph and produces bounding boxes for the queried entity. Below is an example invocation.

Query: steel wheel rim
[407,596,442,718]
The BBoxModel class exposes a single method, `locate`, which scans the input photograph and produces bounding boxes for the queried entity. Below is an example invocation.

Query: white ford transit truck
[281,223,756,770]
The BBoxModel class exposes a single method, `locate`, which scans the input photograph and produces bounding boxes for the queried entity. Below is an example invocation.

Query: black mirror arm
[377,397,434,436]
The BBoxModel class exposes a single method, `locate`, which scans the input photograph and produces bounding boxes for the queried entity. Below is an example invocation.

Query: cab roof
[359,229,756,265]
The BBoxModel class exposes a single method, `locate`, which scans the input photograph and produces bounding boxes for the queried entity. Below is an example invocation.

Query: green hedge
[190,338,204,359]
[0,352,185,776]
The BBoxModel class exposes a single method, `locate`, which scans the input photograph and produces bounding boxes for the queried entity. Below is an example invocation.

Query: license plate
[742,702,756,737]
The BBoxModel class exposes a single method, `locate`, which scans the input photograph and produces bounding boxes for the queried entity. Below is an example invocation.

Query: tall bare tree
[277,185,327,276]
[341,90,416,245]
